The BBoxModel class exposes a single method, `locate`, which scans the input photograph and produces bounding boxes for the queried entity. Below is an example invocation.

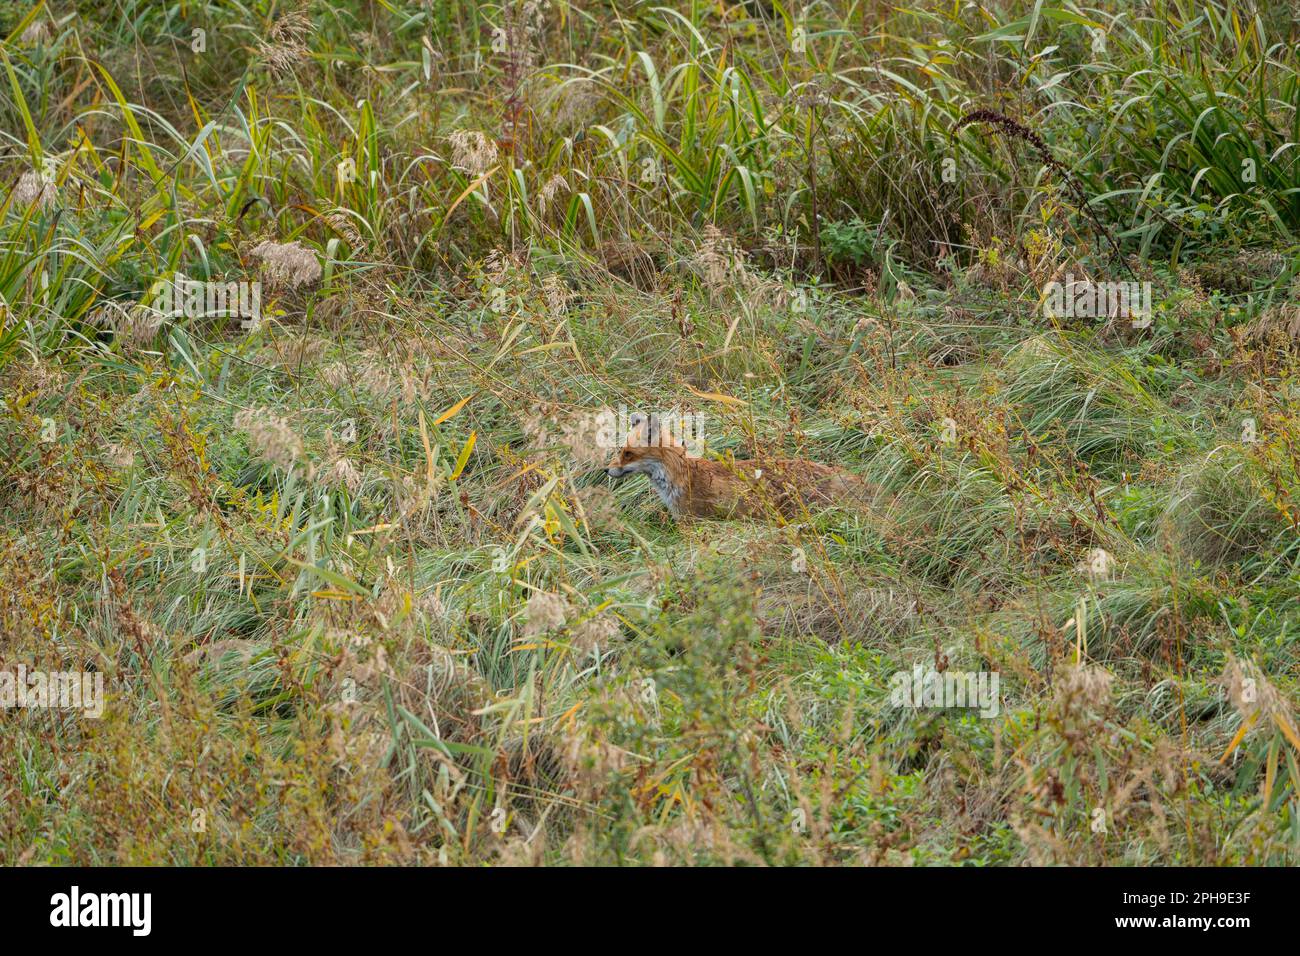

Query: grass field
[3,0,1300,865]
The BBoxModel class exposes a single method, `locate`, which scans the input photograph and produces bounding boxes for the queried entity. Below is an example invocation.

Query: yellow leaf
[311,590,360,601]
[434,395,471,425]
[1219,710,1259,764]
[1263,736,1278,807]
[450,430,477,480]
[436,168,499,238]
[138,209,165,232]
[685,384,748,406]
[1271,711,1300,757]
[557,701,583,726]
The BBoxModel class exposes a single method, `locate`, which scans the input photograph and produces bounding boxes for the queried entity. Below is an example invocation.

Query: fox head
[606,412,687,479]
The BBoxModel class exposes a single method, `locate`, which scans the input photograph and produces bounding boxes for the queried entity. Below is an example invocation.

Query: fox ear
[648,415,684,450]
[627,412,649,445]
[626,411,684,450]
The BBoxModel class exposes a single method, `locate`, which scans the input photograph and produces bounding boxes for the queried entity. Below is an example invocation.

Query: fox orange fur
[606,414,880,520]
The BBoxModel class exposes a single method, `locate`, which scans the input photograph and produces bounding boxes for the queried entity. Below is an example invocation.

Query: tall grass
[1,0,1299,866]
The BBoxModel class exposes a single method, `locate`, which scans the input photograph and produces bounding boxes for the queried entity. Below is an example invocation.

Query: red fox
[606,413,880,520]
